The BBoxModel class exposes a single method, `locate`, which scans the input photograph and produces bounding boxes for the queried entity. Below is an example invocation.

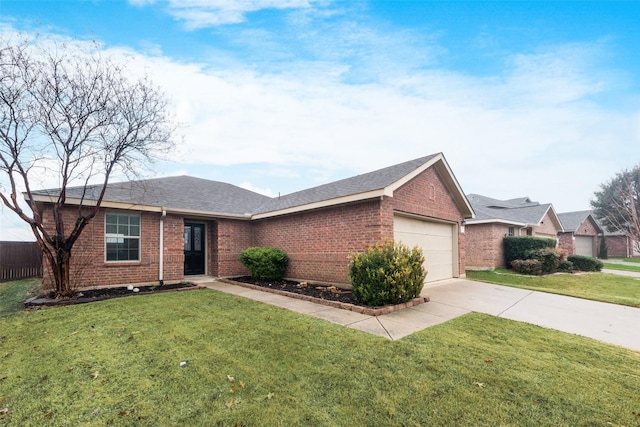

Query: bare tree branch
[0,34,176,297]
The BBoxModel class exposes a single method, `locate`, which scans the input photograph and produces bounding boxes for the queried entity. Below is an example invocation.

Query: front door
[184,223,205,275]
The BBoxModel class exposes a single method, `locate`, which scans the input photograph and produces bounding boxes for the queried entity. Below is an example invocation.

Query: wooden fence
[0,241,42,281]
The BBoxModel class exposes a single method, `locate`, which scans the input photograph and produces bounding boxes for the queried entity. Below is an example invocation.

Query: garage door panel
[422,250,453,265]
[575,236,594,257]
[394,216,455,282]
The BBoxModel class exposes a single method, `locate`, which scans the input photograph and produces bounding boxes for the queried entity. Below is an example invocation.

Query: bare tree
[0,35,175,298]
[591,165,640,255]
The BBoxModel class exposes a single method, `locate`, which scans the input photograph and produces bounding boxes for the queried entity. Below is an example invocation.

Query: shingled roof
[31,153,474,219]
[32,176,271,217]
[254,154,439,215]
[558,210,602,234]
[466,193,562,230]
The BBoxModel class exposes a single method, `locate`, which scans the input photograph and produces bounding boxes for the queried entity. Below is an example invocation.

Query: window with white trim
[105,213,140,261]
[508,226,515,236]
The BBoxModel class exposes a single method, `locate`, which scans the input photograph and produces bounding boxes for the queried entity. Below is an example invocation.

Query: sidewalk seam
[496,290,535,317]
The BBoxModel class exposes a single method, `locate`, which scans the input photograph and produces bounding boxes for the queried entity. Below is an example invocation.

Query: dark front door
[184,223,205,275]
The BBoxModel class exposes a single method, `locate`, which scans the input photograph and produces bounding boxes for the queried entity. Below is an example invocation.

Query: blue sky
[1,0,639,240]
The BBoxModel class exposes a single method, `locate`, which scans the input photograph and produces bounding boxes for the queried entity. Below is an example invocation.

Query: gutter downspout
[159,209,166,285]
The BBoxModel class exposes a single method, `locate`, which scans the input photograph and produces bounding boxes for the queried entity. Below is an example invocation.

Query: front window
[105,213,140,261]
[508,226,515,236]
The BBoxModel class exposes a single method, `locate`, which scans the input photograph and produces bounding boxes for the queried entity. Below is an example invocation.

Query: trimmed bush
[511,259,543,275]
[524,247,563,274]
[558,260,574,273]
[239,247,289,280]
[504,236,557,266]
[349,239,426,306]
[567,255,603,272]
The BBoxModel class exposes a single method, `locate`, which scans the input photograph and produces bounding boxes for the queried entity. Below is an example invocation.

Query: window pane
[184,226,191,251]
[105,212,141,261]
[194,227,201,251]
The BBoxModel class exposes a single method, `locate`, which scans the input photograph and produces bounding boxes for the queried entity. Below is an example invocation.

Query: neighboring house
[601,230,639,258]
[464,194,563,270]
[557,211,603,258]
[589,214,639,258]
[31,152,475,289]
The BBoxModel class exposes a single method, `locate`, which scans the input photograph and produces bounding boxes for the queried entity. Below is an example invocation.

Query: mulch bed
[24,282,204,308]
[232,276,361,304]
[225,276,429,316]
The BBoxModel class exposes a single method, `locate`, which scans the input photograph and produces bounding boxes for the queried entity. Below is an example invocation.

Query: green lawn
[0,278,41,317]
[467,270,640,307]
[0,286,639,426]
[602,262,640,272]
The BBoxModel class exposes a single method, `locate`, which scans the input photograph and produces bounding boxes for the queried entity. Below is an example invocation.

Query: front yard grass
[0,278,41,317]
[467,270,640,307]
[602,262,640,272]
[0,287,639,426]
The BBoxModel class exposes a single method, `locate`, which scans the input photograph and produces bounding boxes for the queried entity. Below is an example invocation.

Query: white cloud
[161,0,317,28]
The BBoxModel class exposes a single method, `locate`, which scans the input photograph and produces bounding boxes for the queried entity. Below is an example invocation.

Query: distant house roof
[557,210,603,234]
[465,193,563,231]
[31,152,475,220]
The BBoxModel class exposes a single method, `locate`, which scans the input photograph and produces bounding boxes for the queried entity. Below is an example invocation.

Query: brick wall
[605,235,633,258]
[216,219,253,277]
[557,232,575,256]
[466,223,510,269]
[41,206,184,289]
[253,199,385,284]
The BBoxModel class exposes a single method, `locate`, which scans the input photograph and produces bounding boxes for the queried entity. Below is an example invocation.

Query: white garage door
[575,236,595,257]
[393,215,455,282]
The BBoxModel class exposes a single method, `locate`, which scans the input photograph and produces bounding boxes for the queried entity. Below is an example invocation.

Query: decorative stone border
[218,278,429,316]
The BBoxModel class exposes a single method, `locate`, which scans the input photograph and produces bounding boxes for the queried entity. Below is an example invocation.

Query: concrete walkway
[200,278,640,351]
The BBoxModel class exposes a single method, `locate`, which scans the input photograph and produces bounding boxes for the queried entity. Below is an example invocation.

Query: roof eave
[251,189,387,220]
[30,194,252,220]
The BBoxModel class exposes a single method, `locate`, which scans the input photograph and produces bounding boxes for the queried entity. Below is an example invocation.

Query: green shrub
[524,247,563,274]
[567,255,603,272]
[239,247,289,280]
[349,239,426,306]
[511,259,543,275]
[504,236,557,266]
[558,260,574,273]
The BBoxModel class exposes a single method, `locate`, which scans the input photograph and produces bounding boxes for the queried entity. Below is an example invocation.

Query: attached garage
[575,236,595,257]
[393,214,457,282]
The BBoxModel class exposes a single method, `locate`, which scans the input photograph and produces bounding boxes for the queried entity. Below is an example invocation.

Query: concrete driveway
[203,278,640,351]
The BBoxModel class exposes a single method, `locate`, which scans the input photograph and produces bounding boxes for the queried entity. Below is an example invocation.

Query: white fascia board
[31,194,251,220]
[464,218,527,227]
[251,189,386,220]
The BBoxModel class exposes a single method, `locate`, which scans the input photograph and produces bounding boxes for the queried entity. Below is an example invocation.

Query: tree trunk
[47,241,74,298]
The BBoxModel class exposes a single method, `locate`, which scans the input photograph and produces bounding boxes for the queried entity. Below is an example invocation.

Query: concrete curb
[217,278,429,316]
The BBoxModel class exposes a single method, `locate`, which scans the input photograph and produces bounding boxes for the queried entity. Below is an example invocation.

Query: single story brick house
[31,152,475,289]
[557,210,603,257]
[464,194,563,270]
